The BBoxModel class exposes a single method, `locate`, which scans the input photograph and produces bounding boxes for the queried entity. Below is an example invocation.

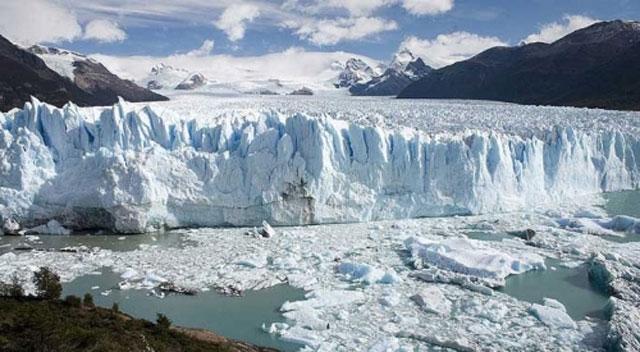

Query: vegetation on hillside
[0,267,276,352]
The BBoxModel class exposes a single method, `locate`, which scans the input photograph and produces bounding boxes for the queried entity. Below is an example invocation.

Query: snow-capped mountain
[334,58,380,88]
[27,44,167,105]
[349,49,432,96]
[175,72,207,90]
[145,63,190,90]
[0,35,166,112]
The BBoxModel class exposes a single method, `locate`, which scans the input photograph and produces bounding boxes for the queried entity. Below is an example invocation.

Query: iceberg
[0,97,638,233]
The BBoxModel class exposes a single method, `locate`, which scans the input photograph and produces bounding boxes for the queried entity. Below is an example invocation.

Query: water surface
[63,270,305,352]
[499,259,609,321]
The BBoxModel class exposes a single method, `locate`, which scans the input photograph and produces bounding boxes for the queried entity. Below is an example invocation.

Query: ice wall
[0,98,638,233]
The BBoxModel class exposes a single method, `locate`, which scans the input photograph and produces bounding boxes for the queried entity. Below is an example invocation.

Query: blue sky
[1,0,639,65]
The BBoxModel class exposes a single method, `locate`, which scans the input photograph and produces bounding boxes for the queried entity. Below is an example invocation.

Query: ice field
[0,95,639,351]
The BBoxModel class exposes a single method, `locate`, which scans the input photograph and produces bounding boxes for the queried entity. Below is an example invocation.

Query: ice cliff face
[0,98,638,233]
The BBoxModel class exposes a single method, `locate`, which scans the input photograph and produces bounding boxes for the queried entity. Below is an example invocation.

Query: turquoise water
[0,231,193,255]
[602,190,640,218]
[499,259,609,321]
[63,270,305,352]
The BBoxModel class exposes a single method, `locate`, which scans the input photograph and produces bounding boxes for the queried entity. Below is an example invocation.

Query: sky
[0,0,639,69]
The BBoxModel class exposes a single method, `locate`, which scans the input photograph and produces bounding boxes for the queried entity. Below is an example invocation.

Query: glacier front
[0,97,638,233]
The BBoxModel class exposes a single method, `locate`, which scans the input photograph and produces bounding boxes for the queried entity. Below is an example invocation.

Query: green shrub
[83,293,95,308]
[111,303,120,313]
[64,295,82,308]
[156,313,171,331]
[33,267,62,300]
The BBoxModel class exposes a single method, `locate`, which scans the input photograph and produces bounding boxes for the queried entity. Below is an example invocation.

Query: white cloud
[83,19,127,43]
[186,39,215,56]
[214,4,261,41]
[523,15,598,44]
[90,48,381,89]
[285,16,397,46]
[324,0,394,16]
[0,0,82,45]
[399,32,507,68]
[308,0,453,16]
[401,0,454,16]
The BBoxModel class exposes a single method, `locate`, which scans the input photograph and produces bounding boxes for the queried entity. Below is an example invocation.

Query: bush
[111,303,120,313]
[65,295,82,308]
[0,275,23,298]
[8,275,24,298]
[156,313,171,331]
[33,267,62,300]
[83,293,94,308]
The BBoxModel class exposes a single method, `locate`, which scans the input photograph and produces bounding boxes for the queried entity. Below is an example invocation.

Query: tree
[83,293,95,308]
[8,274,23,298]
[65,295,81,307]
[33,267,62,300]
[156,313,171,331]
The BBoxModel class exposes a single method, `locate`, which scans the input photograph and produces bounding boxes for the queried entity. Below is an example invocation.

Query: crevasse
[0,97,638,233]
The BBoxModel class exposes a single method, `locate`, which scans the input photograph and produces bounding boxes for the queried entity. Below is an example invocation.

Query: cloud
[399,32,507,68]
[83,19,127,43]
[523,15,598,44]
[306,0,453,16]
[285,16,398,46]
[324,0,394,16]
[186,39,215,56]
[214,4,261,41]
[0,0,82,45]
[90,48,381,88]
[401,0,454,16]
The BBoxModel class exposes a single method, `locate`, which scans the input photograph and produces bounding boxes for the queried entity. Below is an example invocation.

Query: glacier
[0,96,639,233]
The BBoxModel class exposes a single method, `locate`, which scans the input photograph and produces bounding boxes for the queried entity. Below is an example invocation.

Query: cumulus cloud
[83,19,127,43]
[523,15,598,44]
[401,0,454,15]
[0,0,82,45]
[399,32,507,68]
[214,4,261,41]
[285,16,397,46]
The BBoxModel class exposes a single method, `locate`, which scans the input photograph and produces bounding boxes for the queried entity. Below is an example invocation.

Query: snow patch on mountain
[27,45,91,81]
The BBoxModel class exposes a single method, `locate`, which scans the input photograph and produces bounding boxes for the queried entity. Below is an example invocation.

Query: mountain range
[335,50,433,96]
[398,20,640,111]
[0,35,166,112]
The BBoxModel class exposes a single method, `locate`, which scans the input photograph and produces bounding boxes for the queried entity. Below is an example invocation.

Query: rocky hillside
[399,20,640,111]
[0,35,167,112]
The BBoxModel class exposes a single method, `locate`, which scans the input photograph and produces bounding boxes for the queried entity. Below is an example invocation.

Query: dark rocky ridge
[399,20,640,111]
[0,35,167,112]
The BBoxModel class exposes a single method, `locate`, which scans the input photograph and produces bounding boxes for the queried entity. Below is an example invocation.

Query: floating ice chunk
[605,215,640,234]
[2,218,20,235]
[529,303,576,329]
[379,291,401,307]
[410,286,452,315]
[262,322,289,335]
[368,337,401,352]
[26,220,71,235]
[235,255,268,268]
[405,237,546,282]
[282,289,366,312]
[542,297,567,312]
[260,221,275,238]
[337,262,400,285]
[120,268,140,280]
[282,306,327,331]
[280,326,321,349]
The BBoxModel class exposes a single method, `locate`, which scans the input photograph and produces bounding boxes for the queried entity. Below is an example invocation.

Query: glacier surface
[0,96,639,232]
